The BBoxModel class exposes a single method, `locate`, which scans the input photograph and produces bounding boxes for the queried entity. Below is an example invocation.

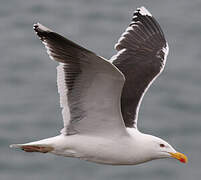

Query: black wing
[112,7,169,128]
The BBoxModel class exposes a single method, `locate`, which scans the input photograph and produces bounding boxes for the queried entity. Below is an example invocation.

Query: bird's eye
[160,144,165,148]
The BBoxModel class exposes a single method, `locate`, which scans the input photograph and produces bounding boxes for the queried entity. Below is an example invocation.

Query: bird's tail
[10,137,56,153]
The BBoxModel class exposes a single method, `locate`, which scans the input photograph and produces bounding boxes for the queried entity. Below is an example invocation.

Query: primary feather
[111,7,169,128]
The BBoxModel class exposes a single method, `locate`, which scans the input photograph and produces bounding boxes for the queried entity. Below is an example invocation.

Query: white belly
[50,134,145,165]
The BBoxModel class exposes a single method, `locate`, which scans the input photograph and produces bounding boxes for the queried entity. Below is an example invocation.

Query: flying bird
[10,7,188,165]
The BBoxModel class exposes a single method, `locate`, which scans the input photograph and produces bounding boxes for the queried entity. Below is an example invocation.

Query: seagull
[10,7,188,165]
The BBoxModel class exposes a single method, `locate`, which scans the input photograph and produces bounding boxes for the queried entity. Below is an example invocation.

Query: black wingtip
[135,6,152,17]
[33,23,39,30]
[33,22,42,32]
[33,23,54,41]
[131,6,165,40]
[33,22,51,32]
[114,6,166,52]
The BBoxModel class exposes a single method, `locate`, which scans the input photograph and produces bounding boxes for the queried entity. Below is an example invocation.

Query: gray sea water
[0,0,201,180]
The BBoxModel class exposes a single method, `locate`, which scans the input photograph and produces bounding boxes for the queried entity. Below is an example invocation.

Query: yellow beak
[169,152,188,163]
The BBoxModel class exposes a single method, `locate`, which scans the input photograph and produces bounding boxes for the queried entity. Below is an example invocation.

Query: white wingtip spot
[137,6,152,16]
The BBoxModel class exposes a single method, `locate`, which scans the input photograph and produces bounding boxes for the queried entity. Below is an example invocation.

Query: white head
[142,134,187,163]
[128,130,188,164]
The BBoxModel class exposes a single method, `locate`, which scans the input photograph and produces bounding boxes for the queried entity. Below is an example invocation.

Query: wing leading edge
[33,23,127,136]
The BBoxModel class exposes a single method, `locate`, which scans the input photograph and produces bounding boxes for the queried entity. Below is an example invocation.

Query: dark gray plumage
[112,7,169,128]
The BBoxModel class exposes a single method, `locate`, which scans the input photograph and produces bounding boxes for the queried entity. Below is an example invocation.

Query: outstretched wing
[33,23,127,136]
[111,7,169,128]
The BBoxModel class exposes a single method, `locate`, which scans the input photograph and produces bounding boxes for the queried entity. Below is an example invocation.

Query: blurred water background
[0,0,201,180]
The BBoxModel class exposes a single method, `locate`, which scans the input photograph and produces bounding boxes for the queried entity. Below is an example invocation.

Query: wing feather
[33,23,127,136]
[112,7,169,128]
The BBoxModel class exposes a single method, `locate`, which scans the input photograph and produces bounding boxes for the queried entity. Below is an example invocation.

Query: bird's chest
[63,135,141,165]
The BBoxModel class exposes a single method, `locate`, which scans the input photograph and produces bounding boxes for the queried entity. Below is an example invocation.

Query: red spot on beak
[180,158,186,163]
